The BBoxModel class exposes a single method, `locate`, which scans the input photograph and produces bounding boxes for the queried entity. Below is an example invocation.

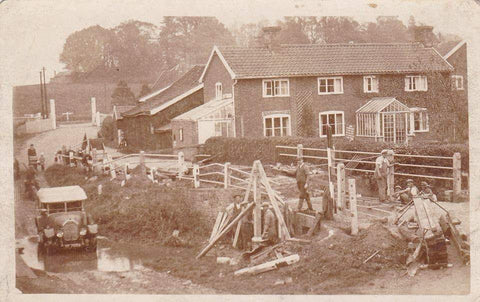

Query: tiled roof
[123,65,205,117]
[216,43,453,79]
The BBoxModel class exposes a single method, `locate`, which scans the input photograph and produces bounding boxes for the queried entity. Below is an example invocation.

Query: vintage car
[35,185,98,254]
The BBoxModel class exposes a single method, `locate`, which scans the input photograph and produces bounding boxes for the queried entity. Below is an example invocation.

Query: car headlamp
[56,230,64,238]
[80,228,87,236]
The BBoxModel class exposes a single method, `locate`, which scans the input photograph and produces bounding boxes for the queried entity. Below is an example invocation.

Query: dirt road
[15,123,216,294]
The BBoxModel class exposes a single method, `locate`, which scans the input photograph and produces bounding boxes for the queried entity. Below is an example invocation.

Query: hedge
[203,136,469,190]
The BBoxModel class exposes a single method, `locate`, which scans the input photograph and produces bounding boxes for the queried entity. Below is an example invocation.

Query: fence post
[92,148,97,173]
[453,152,462,201]
[252,163,262,247]
[124,164,129,181]
[177,151,185,177]
[387,149,395,199]
[337,163,346,211]
[193,164,200,188]
[224,162,231,189]
[97,184,102,195]
[297,144,303,160]
[140,151,146,177]
[348,178,358,236]
[69,151,74,167]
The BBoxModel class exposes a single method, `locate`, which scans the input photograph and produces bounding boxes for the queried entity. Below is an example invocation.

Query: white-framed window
[263,114,291,137]
[319,111,345,137]
[363,76,379,93]
[404,75,428,92]
[215,82,223,99]
[411,109,429,132]
[179,128,184,142]
[318,77,343,95]
[452,75,464,90]
[262,79,290,97]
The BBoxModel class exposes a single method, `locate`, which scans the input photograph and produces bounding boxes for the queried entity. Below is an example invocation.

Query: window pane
[274,117,281,127]
[414,112,420,130]
[327,79,334,92]
[265,118,272,128]
[319,79,326,93]
[264,81,272,96]
[274,128,281,136]
[334,78,342,92]
[328,114,335,125]
[265,129,272,137]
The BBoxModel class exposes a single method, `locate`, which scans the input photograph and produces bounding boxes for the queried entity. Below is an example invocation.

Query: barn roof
[200,43,453,81]
[123,65,205,117]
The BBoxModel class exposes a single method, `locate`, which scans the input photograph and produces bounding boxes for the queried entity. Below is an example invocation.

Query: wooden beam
[234,254,300,276]
[307,212,322,237]
[232,218,242,248]
[255,161,291,240]
[210,212,223,242]
[349,178,358,235]
[196,202,255,259]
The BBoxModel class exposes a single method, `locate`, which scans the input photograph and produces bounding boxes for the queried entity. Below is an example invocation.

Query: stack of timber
[412,197,448,266]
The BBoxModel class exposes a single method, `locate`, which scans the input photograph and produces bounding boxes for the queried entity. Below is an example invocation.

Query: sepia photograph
[1,0,478,299]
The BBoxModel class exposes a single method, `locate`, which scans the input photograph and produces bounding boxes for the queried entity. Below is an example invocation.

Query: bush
[44,165,211,243]
[98,116,115,142]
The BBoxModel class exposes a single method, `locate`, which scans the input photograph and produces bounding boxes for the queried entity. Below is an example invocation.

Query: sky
[0,0,479,88]
[0,0,478,86]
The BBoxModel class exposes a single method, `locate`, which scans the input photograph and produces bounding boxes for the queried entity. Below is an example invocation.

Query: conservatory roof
[356,97,410,114]
[173,98,233,121]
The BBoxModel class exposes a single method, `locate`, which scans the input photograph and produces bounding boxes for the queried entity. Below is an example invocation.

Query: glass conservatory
[356,97,412,144]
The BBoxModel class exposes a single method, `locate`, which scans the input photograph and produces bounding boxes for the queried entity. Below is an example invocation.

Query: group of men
[27,144,45,171]
[375,149,437,204]
[55,145,93,173]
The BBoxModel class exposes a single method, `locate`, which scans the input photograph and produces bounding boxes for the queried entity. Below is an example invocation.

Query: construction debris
[234,254,300,276]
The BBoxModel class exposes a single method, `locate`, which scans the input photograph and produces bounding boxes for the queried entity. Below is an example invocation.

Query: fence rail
[276,144,463,198]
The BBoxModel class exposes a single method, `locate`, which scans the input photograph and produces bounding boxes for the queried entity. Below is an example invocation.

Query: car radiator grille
[63,221,79,241]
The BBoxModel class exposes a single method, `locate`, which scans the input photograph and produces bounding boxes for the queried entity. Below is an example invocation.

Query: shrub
[98,116,115,142]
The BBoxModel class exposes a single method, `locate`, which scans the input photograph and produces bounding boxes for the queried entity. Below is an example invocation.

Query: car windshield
[46,200,82,213]
[66,200,83,212]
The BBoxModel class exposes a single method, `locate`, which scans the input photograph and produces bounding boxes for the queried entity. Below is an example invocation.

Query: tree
[138,84,152,99]
[111,81,135,106]
[60,25,117,74]
[361,16,410,43]
[159,17,235,68]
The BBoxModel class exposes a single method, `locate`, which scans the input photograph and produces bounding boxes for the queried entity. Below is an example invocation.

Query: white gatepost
[91,97,97,125]
[224,162,231,189]
[387,149,394,199]
[193,164,200,188]
[49,99,56,129]
[69,151,74,167]
[453,152,462,200]
[96,111,101,126]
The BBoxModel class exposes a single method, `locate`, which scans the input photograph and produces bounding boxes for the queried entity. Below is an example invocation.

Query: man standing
[374,150,389,202]
[296,158,313,211]
[419,181,437,202]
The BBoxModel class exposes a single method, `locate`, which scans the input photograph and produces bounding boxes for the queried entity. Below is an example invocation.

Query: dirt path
[15,124,217,294]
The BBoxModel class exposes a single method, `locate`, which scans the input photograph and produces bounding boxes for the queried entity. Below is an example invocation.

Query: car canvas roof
[37,185,87,203]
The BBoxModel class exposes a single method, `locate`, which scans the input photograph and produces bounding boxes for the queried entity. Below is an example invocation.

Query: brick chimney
[414,25,435,47]
[260,26,281,52]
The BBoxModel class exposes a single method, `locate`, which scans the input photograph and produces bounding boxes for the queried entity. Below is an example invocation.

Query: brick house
[179,42,458,145]
[118,65,205,151]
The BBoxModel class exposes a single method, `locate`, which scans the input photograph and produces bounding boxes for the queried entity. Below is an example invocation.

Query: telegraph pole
[39,71,45,117]
[42,67,48,118]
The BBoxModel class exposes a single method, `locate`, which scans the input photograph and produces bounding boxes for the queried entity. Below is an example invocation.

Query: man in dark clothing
[27,144,38,170]
[296,158,313,211]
